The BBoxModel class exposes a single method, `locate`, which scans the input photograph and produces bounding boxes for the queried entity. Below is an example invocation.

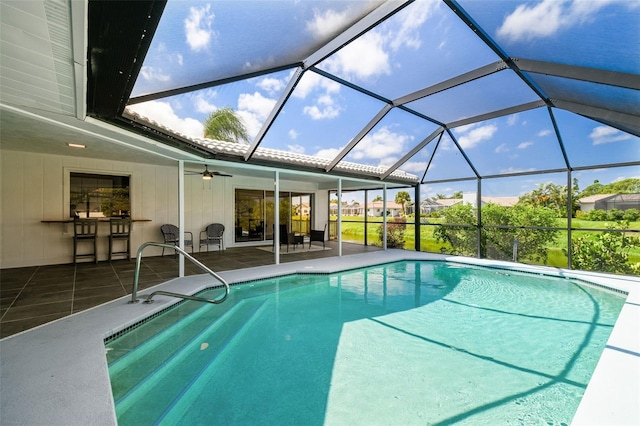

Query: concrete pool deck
[1,250,638,425]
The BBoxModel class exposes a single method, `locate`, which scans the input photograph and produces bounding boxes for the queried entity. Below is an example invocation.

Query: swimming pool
[105,260,625,425]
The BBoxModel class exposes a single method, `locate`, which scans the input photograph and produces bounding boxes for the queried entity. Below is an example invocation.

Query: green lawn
[332,215,640,271]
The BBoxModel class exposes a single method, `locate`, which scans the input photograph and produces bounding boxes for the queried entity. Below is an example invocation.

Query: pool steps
[107,293,227,378]
[114,297,269,424]
[155,300,269,425]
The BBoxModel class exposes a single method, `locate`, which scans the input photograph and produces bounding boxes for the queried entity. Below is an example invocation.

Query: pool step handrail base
[130,242,230,304]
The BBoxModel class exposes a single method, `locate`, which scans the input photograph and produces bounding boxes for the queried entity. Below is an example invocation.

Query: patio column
[383,184,387,250]
[414,183,420,252]
[178,160,185,277]
[274,171,280,264]
[337,178,342,257]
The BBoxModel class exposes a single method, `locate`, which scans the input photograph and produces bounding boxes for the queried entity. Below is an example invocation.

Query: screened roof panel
[526,73,640,117]
[392,129,441,178]
[454,108,567,177]
[131,0,383,97]
[573,165,640,197]
[259,70,386,158]
[482,172,567,198]
[128,69,294,142]
[423,132,476,182]
[340,107,441,168]
[315,0,499,100]
[420,181,478,204]
[405,69,539,124]
[552,109,640,168]
[111,0,638,186]
[457,0,640,74]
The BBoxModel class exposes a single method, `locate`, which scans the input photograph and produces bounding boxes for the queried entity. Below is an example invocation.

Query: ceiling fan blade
[212,171,233,177]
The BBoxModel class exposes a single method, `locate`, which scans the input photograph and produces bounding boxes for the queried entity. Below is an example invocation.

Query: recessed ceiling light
[67,143,86,149]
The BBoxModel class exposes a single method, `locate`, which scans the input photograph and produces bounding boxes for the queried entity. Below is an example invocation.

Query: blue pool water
[105,261,625,425]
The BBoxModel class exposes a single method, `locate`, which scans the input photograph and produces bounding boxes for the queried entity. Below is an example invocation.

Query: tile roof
[577,194,617,203]
[124,108,418,183]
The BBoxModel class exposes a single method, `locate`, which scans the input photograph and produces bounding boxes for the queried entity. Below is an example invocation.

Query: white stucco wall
[0,150,325,269]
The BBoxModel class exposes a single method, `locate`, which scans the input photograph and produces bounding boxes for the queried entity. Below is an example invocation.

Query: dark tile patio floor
[0,241,380,338]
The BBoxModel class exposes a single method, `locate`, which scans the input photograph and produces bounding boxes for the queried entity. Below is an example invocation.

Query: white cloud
[303,94,341,120]
[497,0,625,42]
[350,127,411,165]
[195,97,216,114]
[456,124,498,149]
[518,141,534,149]
[323,30,390,80]
[452,122,477,135]
[590,126,632,145]
[495,143,509,153]
[500,166,537,174]
[388,0,439,51]
[257,77,286,96]
[537,129,552,137]
[139,66,171,83]
[288,129,299,140]
[185,5,215,51]
[287,144,305,154]
[497,0,564,41]
[190,89,218,114]
[128,101,203,139]
[293,72,340,99]
[238,92,275,121]
[507,114,519,126]
[613,174,640,182]
[400,161,428,173]
[306,8,351,39]
[314,147,342,160]
[236,91,277,138]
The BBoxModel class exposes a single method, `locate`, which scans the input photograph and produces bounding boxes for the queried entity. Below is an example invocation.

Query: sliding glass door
[235,189,313,243]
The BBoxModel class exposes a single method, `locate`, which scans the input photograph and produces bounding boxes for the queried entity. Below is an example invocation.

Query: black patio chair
[160,224,193,256]
[200,223,225,252]
[309,223,326,249]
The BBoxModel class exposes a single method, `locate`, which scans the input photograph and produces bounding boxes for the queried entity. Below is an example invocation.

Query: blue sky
[129,0,639,200]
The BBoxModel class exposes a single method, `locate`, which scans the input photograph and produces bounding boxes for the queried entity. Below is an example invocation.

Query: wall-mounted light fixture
[67,143,86,149]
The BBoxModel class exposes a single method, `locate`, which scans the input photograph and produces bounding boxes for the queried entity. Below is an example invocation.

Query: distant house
[578,193,640,212]
[419,193,520,215]
[366,201,404,217]
[330,200,405,217]
[330,202,361,216]
[418,198,462,215]
[462,192,520,208]
[295,202,311,217]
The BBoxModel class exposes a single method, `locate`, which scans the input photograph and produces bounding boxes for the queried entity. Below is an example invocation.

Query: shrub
[569,221,640,275]
[607,209,625,221]
[622,208,640,222]
[434,203,559,264]
[583,209,608,221]
[377,217,406,248]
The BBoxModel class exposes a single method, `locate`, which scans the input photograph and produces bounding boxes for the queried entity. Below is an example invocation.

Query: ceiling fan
[187,165,233,180]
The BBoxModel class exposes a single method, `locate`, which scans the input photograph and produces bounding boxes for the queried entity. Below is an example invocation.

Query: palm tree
[395,191,411,216]
[203,107,250,143]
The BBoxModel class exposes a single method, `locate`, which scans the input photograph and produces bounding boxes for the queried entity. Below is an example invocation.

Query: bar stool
[73,218,98,263]
[109,218,131,261]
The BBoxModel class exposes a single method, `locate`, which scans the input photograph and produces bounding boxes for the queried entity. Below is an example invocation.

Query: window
[70,173,130,218]
[234,189,313,243]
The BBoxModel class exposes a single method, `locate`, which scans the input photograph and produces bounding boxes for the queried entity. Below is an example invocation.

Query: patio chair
[73,218,98,263]
[274,223,298,252]
[160,224,193,256]
[109,218,131,261]
[200,223,225,252]
[309,223,326,249]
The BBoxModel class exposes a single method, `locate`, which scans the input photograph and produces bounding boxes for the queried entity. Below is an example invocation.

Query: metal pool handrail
[129,242,229,305]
